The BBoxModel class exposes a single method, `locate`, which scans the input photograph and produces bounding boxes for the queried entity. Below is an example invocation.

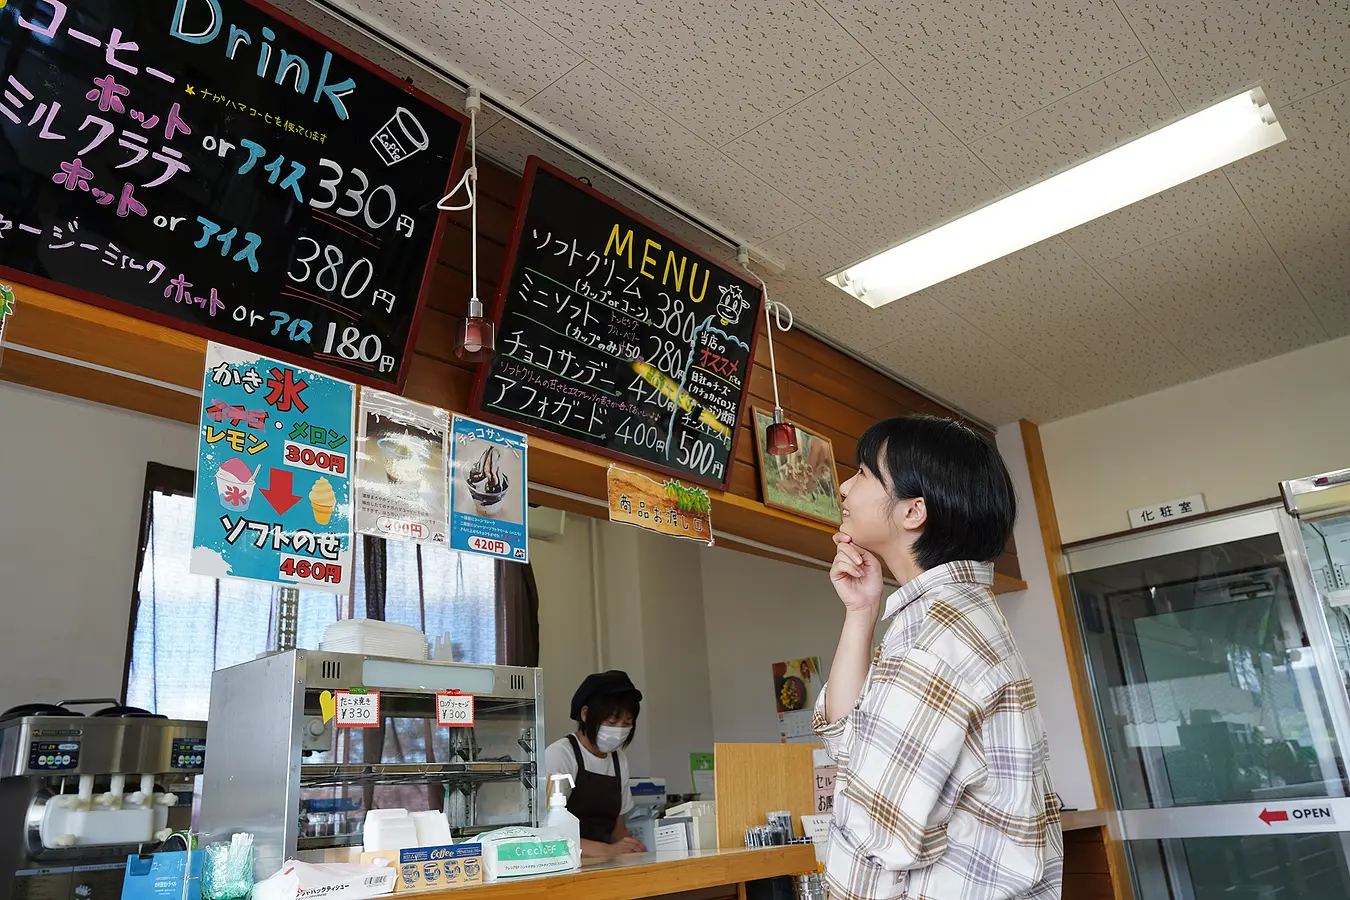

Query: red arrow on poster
[260,468,301,515]
[1259,808,1289,826]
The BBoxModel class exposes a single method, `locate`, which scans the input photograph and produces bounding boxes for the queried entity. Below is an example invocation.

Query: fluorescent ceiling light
[827,87,1286,308]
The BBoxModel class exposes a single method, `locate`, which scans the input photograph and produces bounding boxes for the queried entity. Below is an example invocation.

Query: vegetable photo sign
[606,464,713,545]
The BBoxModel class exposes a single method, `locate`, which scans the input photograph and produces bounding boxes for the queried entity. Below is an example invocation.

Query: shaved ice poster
[191,342,356,592]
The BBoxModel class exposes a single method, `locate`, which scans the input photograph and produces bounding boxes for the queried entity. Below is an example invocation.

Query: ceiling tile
[724,64,1006,254]
[1061,171,1249,264]
[898,240,1202,404]
[819,0,1144,141]
[478,119,732,261]
[763,272,893,354]
[864,297,1083,424]
[970,59,1180,190]
[1116,0,1350,111]
[522,63,810,246]
[968,59,1248,262]
[1096,212,1328,373]
[759,219,863,279]
[1226,81,1350,335]
[500,0,872,146]
[332,0,584,105]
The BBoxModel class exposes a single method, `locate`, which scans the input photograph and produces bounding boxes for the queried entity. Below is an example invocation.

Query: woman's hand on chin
[830,532,883,615]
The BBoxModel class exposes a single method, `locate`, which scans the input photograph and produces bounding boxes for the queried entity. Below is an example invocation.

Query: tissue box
[122,851,202,900]
[360,844,484,893]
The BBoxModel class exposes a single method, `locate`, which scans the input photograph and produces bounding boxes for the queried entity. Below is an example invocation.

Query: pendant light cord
[738,251,793,412]
[438,88,482,308]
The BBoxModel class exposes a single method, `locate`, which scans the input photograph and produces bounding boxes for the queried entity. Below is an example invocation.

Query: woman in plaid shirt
[814,416,1063,900]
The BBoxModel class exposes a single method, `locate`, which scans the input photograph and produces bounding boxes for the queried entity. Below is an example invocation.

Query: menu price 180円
[436,693,475,727]
[335,690,381,728]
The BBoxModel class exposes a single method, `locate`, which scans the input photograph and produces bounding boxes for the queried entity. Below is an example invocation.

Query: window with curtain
[125,463,538,722]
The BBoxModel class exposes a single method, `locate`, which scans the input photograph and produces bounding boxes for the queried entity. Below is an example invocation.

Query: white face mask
[596,725,631,753]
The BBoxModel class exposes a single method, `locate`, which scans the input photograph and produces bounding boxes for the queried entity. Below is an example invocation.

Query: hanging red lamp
[765,408,798,457]
[445,87,495,362]
[455,297,494,362]
[739,249,797,457]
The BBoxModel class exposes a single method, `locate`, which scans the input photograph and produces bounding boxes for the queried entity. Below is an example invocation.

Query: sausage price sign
[0,0,467,388]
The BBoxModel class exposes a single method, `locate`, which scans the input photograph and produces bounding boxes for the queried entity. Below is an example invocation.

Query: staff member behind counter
[544,671,649,859]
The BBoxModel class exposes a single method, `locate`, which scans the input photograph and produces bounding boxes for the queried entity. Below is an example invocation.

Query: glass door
[1067,508,1350,900]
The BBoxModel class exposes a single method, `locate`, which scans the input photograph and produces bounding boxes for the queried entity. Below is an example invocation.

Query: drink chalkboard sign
[0,0,467,389]
[471,158,763,489]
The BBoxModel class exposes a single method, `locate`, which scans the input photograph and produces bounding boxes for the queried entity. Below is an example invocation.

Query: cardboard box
[361,844,484,893]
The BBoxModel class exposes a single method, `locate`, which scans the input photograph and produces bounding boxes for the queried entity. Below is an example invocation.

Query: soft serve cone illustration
[309,476,337,525]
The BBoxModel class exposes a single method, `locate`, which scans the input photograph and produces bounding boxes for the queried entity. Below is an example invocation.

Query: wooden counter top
[1060,809,1114,832]
[427,846,815,900]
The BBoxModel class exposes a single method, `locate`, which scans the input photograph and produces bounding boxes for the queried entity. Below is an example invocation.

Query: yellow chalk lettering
[689,263,710,303]
[662,251,687,291]
[640,238,661,279]
[604,224,634,269]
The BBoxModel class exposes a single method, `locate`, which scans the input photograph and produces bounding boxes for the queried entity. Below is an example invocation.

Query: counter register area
[0,2,1122,899]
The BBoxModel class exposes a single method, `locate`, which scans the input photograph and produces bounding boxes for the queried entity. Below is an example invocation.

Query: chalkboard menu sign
[472,158,763,489]
[0,0,467,389]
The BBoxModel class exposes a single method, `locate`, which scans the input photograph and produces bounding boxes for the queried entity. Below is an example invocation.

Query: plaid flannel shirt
[813,561,1064,900]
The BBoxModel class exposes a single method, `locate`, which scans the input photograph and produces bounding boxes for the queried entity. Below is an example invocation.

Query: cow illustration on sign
[716,283,750,325]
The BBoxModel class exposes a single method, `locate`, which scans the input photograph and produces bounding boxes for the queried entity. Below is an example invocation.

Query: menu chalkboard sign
[0,0,467,389]
[472,158,763,489]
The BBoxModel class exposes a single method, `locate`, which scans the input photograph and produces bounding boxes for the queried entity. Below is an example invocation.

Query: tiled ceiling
[293,0,1349,425]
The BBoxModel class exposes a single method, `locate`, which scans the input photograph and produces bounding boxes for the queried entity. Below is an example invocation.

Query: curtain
[127,466,541,725]
[497,559,540,667]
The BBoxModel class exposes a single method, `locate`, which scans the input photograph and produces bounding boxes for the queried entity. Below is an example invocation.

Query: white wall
[530,517,599,745]
[0,382,195,714]
[1042,335,1350,544]
[995,424,1097,811]
[700,547,840,745]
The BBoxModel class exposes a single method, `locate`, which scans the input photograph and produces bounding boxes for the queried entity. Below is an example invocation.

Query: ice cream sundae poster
[448,414,529,564]
[354,391,449,544]
[190,343,356,593]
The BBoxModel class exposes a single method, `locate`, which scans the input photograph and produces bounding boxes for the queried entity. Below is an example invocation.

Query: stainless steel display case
[199,651,544,879]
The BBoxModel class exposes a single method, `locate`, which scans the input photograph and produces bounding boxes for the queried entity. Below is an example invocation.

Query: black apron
[565,734,623,843]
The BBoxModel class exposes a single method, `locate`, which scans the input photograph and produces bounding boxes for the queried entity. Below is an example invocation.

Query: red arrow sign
[1259,808,1289,826]
[260,468,301,515]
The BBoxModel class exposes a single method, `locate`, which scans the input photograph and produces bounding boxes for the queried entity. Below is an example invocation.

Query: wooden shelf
[0,283,1029,592]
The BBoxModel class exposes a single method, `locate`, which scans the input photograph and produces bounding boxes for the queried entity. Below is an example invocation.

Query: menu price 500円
[437,693,475,727]
[335,690,381,727]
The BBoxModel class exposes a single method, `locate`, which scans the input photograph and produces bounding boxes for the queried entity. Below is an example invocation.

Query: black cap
[570,671,642,720]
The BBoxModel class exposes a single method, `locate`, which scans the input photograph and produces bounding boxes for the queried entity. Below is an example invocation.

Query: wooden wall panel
[0,155,1025,590]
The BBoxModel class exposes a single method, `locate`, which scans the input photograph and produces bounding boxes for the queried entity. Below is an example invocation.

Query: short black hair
[855,415,1015,570]
[577,690,641,750]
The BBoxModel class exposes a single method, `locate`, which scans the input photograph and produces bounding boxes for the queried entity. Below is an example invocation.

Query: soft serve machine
[200,651,544,880]
[0,701,207,900]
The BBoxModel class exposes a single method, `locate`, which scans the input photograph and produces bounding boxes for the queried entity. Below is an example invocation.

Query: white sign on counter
[1129,494,1207,529]
[335,690,380,728]
[436,692,475,727]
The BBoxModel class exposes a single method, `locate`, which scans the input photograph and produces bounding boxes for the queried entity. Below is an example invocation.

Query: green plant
[664,480,711,515]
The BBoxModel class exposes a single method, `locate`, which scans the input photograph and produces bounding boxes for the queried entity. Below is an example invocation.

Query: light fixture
[827,87,1286,308]
[442,87,495,362]
[739,249,797,457]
